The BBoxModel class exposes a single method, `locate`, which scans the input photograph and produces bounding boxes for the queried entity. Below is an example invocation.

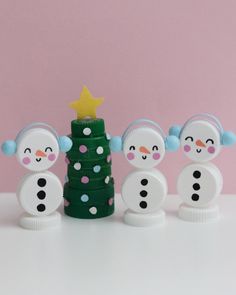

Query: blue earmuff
[165,135,180,151]
[169,125,182,138]
[109,136,123,152]
[58,136,73,152]
[1,123,73,156]
[169,113,236,147]
[110,118,180,153]
[1,140,17,156]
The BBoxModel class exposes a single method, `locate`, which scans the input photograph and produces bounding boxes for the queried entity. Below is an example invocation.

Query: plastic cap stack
[63,118,115,219]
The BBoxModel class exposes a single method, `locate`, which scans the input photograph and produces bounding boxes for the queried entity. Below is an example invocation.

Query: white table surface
[0,193,236,295]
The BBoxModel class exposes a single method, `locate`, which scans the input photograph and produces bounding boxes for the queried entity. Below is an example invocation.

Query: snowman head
[110,119,180,169]
[169,113,236,163]
[1,123,72,172]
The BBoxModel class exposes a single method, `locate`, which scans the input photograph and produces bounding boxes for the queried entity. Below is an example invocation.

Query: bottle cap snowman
[110,118,180,226]
[1,123,72,230]
[169,113,236,222]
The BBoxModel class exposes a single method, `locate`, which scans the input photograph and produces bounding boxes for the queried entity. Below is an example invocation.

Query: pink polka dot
[48,153,56,161]
[22,157,31,165]
[65,157,70,164]
[184,145,191,152]
[153,153,160,160]
[107,155,112,163]
[79,145,88,153]
[64,199,70,207]
[108,198,114,206]
[208,146,215,154]
[127,152,135,160]
[81,176,89,184]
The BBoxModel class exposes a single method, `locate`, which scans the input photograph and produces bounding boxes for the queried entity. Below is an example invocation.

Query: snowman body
[121,127,168,226]
[15,128,64,229]
[177,120,223,222]
[122,169,167,214]
[17,171,63,217]
[178,162,223,208]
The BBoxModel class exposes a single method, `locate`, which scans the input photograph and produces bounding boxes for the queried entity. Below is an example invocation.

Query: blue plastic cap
[109,136,122,152]
[1,140,17,156]
[59,136,73,153]
[169,125,182,138]
[165,135,180,152]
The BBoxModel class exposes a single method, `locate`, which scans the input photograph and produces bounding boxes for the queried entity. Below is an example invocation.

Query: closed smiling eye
[129,145,135,151]
[24,148,31,154]
[185,136,193,141]
[206,138,214,144]
[45,146,53,152]
[152,145,158,151]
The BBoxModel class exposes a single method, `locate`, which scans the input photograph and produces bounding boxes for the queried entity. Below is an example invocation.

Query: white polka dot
[106,133,111,140]
[89,207,97,215]
[96,146,104,155]
[105,176,110,184]
[64,175,69,182]
[83,127,91,136]
[74,162,81,170]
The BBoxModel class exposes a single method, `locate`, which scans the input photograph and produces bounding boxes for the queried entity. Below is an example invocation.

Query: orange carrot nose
[196,140,206,148]
[35,150,47,157]
[139,146,151,154]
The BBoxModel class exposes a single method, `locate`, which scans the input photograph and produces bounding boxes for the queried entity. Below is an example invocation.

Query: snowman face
[180,120,221,162]
[16,128,60,171]
[123,127,166,169]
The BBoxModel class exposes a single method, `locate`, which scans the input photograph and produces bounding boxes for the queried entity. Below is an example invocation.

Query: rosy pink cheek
[48,153,56,161]
[184,145,191,152]
[208,146,215,154]
[22,157,31,165]
[127,152,135,160]
[153,153,160,160]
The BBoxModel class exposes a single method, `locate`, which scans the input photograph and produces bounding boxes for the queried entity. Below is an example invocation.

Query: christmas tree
[63,86,115,218]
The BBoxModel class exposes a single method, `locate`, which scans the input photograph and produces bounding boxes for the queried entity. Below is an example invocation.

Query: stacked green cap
[63,118,115,219]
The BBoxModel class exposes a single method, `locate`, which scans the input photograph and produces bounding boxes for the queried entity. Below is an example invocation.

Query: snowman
[110,119,179,227]
[169,113,236,222]
[1,123,72,230]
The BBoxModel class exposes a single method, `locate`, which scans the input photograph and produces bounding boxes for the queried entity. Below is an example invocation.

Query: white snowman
[169,113,236,222]
[1,123,72,230]
[110,119,180,227]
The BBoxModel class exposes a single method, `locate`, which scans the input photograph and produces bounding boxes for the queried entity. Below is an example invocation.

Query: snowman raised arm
[110,119,180,227]
[169,113,236,222]
[1,123,72,230]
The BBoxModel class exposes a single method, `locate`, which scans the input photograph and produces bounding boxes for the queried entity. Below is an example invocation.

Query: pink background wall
[1,0,236,193]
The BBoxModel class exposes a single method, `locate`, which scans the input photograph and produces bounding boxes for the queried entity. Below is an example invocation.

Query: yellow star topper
[70,86,104,119]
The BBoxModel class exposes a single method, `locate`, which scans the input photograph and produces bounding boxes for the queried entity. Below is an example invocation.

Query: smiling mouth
[36,158,42,162]
[196,149,202,153]
[142,155,147,160]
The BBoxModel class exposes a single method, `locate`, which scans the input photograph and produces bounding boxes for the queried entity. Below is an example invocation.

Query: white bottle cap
[19,211,61,230]
[178,203,219,223]
[123,209,165,227]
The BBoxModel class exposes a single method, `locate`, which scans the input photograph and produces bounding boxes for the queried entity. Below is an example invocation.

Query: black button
[191,194,199,201]
[141,179,148,186]
[192,183,200,191]
[139,201,147,209]
[140,190,148,197]
[37,204,46,212]
[37,190,46,200]
[193,171,201,179]
[38,178,46,187]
